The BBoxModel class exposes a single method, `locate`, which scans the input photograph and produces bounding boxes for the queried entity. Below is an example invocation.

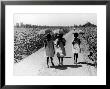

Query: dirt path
[14,30,97,76]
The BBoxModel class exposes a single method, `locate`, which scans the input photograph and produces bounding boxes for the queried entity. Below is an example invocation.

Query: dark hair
[46,33,51,41]
[74,33,78,38]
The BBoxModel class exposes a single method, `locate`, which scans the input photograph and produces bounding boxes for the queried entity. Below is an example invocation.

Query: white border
[5,5,106,85]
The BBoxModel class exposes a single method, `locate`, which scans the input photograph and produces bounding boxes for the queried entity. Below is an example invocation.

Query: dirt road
[14,30,97,76]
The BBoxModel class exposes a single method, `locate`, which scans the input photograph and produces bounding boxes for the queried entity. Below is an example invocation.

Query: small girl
[56,34,66,66]
[72,33,81,65]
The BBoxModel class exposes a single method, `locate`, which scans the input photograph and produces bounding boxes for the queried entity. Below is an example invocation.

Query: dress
[72,38,81,54]
[72,43,80,53]
[56,38,66,57]
[45,40,55,57]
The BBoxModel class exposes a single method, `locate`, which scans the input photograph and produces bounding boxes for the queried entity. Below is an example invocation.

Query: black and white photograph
[13,13,97,76]
[2,2,107,85]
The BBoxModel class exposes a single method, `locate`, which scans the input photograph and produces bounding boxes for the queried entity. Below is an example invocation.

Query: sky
[14,13,97,26]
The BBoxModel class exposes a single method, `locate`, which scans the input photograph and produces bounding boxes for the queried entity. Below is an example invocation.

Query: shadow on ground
[77,62,96,66]
[50,65,82,70]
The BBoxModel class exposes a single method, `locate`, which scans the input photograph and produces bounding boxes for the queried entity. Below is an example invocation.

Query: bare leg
[50,57,54,66]
[74,53,76,64]
[75,53,78,65]
[47,57,49,68]
[58,57,61,66]
[61,57,63,66]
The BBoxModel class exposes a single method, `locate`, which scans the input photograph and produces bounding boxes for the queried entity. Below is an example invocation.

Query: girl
[72,33,81,65]
[44,33,55,68]
[56,34,66,66]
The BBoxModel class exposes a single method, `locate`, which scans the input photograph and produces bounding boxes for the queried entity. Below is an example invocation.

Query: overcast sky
[14,13,97,26]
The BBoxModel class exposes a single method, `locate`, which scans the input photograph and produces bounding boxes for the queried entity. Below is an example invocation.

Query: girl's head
[46,33,51,41]
[74,33,78,38]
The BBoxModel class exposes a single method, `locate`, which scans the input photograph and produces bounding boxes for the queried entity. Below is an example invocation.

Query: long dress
[45,40,55,57]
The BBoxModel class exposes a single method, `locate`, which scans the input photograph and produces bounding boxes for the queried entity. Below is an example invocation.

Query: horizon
[15,22,96,27]
[14,13,97,26]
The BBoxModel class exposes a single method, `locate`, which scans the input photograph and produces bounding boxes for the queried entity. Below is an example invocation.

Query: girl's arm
[56,40,59,47]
